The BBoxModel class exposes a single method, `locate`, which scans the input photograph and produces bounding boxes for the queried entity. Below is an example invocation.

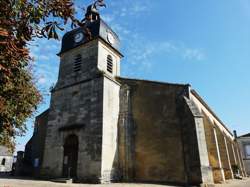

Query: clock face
[74,32,84,43]
[107,32,115,45]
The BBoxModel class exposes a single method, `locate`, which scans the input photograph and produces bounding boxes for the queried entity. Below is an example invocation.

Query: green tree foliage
[0,0,81,152]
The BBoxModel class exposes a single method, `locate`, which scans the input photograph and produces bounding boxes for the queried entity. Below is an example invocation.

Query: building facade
[0,146,13,173]
[24,6,247,187]
[23,110,49,176]
[237,133,250,176]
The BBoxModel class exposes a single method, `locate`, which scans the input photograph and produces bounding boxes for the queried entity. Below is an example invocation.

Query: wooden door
[63,134,78,178]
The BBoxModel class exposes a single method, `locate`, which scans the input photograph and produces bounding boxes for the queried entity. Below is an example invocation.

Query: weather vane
[75,0,106,41]
[84,0,106,22]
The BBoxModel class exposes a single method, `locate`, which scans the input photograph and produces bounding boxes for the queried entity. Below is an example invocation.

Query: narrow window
[245,145,250,157]
[107,55,113,73]
[34,158,39,168]
[1,158,6,166]
[74,54,82,72]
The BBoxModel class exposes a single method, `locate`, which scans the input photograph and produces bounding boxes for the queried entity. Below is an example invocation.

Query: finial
[85,0,106,21]
[73,0,106,42]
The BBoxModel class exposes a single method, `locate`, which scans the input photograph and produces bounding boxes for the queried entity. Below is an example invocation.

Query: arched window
[74,54,82,72]
[1,158,6,166]
[107,55,113,73]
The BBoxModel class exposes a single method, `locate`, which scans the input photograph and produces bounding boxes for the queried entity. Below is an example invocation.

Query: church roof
[59,19,121,55]
[0,146,12,156]
[191,89,234,137]
[116,77,190,87]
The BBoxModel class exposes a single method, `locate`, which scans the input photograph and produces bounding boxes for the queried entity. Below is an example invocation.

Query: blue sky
[16,0,250,152]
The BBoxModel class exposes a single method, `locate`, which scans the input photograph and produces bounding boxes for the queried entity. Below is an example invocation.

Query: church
[24,2,247,186]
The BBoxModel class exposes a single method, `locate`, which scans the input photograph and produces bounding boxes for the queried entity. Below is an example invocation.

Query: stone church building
[25,5,247,187]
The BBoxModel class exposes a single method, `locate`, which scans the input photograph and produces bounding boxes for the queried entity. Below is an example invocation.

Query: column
[236,147,244,176]
[224,137,234,179]
[213,127,225,182]
[194,117,214,184]
[231,144,237,166]
[240,151,247,177]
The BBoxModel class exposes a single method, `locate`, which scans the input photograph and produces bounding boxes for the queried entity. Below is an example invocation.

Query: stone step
[51,178,73,184]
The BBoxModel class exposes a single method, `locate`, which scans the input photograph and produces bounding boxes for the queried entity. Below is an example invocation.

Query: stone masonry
[26,14,247,187]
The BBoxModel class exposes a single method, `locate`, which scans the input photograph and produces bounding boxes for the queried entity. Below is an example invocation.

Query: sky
[16,0,250,152]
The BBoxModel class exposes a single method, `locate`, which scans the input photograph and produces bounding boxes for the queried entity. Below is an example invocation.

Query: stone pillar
[239,149,247,177]
[182,97,214,185]
[236,146,245,177]
[118,85,135,182]
[231,144,237,166]
[224,137,234,179]
[194,117,214,184]
[213,127,225,182]
[232,143,245,177]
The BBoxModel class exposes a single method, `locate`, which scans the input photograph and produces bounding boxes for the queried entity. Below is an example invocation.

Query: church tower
[41,3,123,183]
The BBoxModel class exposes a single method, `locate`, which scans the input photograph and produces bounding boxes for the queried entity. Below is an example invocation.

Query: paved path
[0,177,250,187]
[215,178,250,187]
[0,178,179,187]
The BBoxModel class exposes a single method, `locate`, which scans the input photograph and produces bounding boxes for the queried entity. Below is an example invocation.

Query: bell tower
[55,9,123,90]
[41,1,123,183]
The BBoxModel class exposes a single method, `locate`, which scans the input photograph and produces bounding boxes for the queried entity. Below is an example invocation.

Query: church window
[107,55,113,73]
[74,54,82,72]
[1,158,6,166]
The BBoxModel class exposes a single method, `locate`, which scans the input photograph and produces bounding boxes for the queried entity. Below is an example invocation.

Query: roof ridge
[239,133,250,137]
[116,76,190,87]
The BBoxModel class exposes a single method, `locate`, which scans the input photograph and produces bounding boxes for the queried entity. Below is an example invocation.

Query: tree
[0,0,81,152]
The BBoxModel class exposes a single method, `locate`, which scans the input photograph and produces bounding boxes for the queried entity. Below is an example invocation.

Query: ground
[0,178,249,187]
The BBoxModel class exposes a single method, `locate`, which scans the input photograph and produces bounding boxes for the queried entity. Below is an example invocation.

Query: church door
[63,134,79,178]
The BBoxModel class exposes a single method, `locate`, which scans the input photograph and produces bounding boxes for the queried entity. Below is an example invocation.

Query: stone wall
[0,146,13,173]
[237,137,250,176]
[0,156,13,172]
[117,78,190,185]
[215,127,232,180]
[182,97,214,185]
[56,40,99,90]
[41,41,105,180]
[233,142,244,176]
[203,113,222,183]
[41,36,122,182]
[117,84,134,182]
[101,76,120,183]
[41,76,104,181]
[97,40,121,78]
[196,109,248,183]
[237,135,250,176]
[31,109,49,176]
[189,91,246,184]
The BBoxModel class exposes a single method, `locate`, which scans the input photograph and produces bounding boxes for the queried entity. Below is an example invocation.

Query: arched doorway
[63,134,79,178]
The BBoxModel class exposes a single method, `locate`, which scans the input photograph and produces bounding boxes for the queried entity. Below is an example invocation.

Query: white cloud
[131,3,148,14]
[107,0,150,18]
[28,38,60,98]
[39,55,50,61]
[38,75,46,85]
[102,14,115,23]
[183,48,205,61]
[122,34,206,77]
